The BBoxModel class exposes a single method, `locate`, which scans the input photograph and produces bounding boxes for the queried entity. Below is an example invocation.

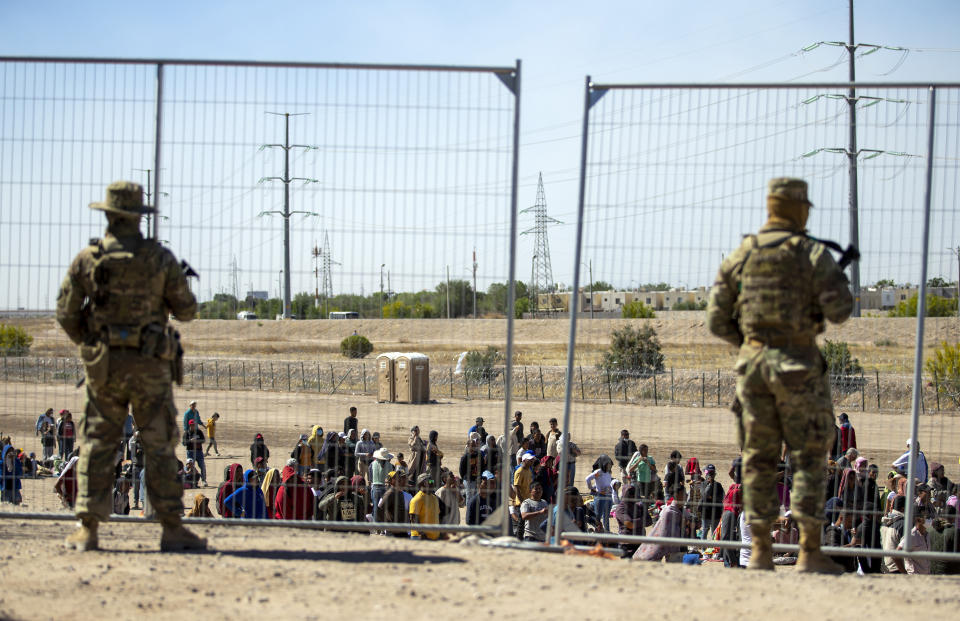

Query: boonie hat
[89,181,156,217]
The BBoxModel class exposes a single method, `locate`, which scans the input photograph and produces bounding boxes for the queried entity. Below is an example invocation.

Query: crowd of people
[2,404,957,572]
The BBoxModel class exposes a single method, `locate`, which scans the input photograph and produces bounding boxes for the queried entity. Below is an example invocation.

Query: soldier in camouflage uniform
[707,178,852,573]
[56,181,206,552]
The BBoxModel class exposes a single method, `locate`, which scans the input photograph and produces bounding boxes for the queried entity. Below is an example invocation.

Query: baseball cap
[704,464,716,473]
[521,453,536,462]
[481,470,496,480]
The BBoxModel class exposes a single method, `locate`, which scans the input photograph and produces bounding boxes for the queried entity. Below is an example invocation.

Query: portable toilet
[376,352,401,403]
[395,353,430,404]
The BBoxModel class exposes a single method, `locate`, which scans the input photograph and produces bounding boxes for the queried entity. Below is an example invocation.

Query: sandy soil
[11,316,960,369]
[0,519,958,621]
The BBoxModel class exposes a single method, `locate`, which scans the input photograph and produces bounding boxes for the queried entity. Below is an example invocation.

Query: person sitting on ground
[634,485,690,562]
[275,462,313,520]
[772,512,798,564]
[409,473,441,540]
[615,483,648,552]
[822,508,859,573]
[260,467,282,519]
[250,434,270,469]
[223,469,268,519]
[187,493,214,518]
[215,463,244,518]
[317,475,365,523]
[181,458,202,490]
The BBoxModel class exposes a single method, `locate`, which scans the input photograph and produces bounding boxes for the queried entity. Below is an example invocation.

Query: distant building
[246,290,269,301]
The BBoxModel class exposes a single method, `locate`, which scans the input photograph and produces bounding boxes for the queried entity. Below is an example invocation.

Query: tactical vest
[88,237,168,346]
[735,233,814,340]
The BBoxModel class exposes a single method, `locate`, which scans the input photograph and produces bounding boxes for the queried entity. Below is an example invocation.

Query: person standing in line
[343,406,359,436]
[205,412,220,456]
[57,410,75,459]
[698,464,725,540]
[56,181,205,551]
[467,417,487,444]
[182,420,206,486]
[520,481,549,542]
[407,426,426,480]
[182,400,202,432]
[585,459,614,532]
[409,473,441,540]
[614,429,637,483]
[127,429,144,509]
[707,177,852,573]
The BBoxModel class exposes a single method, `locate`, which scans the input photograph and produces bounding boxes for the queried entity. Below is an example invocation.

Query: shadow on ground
[104,547,467,564]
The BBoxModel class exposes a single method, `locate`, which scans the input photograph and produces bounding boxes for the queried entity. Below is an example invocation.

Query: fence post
[329,364,335,390]
[270,362,275,390]
[716,369,721,405]
[21,357,24,380]
[200,361,204,389]
[287,363,291,392]
[228,363,232,390]
[449,368,453,398]
[653,373,658,406]
[362,362,367,393]
[317,362,321,393]
[41,358,46,383]
[670,367,674,403]
[214,360,219,388]
[524,366,529,400]
[934,376,940,411]
[539,367,545,400]
[607,368,612,403]
[3,356,6,380]
[258,362,262,390]
[875,370,881,411]
[488,376,491,399]
[301,362,306,390]
[242,361,246,388]
[579,365,584,401]
[465,373,469,398]
[623,375,627,402]
[701,372,705,408]
[860,369,872,412]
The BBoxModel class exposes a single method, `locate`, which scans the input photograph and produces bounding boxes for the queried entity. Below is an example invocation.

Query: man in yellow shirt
[205,413,220,456]
[409,473,440,540]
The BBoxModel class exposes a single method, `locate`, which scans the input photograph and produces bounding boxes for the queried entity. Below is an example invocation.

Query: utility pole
[258,112,318,319]
[380,263,386,318]
[313,232,339,319]
[472,248,478,319]
[952,246,960,319]
[589,259,594,320]
[134,168,167,235]
[846,0,861,317]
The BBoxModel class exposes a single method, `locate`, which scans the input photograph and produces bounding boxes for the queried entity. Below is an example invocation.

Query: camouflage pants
[77,350,182,522]
[735,343,833,524]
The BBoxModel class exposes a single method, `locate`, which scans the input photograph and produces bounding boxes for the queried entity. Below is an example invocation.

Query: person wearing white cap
[182,400,201,432]
[893,439,928,484]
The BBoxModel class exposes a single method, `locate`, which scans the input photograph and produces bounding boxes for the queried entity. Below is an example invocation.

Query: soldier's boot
[64,517,99,551]
[160,516,207,552]
[747,520,774,570]
[796,519,844,574]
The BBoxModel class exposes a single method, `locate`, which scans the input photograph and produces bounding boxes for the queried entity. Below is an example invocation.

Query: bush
[888,293,958,317]
[672,300,707,311]
[821,339,864,394]
[926,341,960,408]
[383,301,412,319]
[622,300,655,318]
[463,346,502,383]
[599,325,664,380]
[0,324,32,356]
[340,334,373,359]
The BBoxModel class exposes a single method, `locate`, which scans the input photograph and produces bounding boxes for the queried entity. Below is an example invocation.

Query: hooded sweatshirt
[307,425,324,459]
[355,429,377,471]
[275,465,313,520]
[223,469,267,519]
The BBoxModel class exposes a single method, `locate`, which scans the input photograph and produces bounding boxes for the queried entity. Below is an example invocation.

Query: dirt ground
[1,519,959,621]
[1,316,959,619]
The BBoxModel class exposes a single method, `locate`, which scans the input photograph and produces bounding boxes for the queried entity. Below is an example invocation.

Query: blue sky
[2,1,959,307]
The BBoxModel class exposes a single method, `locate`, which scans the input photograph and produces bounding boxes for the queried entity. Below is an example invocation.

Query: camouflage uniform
[56,181,203,551]
[707,178,852,571]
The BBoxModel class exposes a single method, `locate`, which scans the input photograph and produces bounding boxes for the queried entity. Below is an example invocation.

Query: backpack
[735,233,813,338]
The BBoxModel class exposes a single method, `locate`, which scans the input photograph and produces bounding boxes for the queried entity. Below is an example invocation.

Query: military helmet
[767,177,812,207]
[89,181,156,217]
